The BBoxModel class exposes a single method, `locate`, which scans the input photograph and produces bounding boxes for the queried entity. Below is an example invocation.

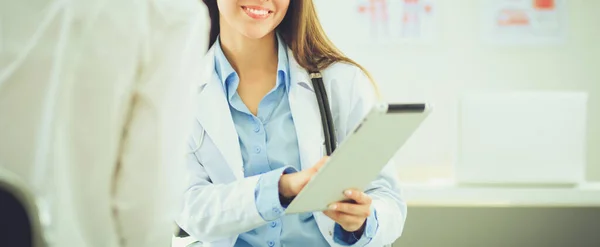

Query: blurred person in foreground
[0,0,209,246]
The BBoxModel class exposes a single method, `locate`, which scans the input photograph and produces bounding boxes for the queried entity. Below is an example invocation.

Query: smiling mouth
[241,6,273,19]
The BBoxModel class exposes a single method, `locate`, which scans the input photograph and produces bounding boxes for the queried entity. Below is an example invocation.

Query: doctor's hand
[324,189,372,233]
[278,157,328,199]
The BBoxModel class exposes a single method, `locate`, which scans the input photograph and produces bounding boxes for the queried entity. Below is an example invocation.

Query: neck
[219,27,278,78]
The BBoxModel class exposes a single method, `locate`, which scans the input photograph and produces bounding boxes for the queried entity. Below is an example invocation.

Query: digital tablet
[285,102,431,214]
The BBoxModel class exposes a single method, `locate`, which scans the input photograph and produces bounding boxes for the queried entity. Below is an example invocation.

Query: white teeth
[246,8,269,16]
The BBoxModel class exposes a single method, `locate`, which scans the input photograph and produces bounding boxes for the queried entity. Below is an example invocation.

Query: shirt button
[254,126,260,133]
[268,241,275,247]
[272,208,281,214]
[270,221,277,228]
[254,146,261,153]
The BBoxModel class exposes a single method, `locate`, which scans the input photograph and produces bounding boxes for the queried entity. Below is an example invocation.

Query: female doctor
[177,0,407,246]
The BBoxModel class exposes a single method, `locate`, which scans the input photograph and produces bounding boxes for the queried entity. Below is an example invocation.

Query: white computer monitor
[455,91,587,186]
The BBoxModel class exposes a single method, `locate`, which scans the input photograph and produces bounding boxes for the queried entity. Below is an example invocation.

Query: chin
[238,24,276,40]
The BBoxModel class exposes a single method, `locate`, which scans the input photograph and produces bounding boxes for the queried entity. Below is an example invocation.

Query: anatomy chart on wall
[482,0,567,45]
[355,0,436,44]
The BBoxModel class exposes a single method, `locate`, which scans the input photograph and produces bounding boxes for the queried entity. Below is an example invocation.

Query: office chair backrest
[0,167,45,247]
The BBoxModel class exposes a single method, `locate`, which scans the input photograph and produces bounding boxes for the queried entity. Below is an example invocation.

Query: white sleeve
[175,141,270,242]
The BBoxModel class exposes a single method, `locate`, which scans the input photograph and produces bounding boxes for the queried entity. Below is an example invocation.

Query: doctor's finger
[343,190,372,205]
[329,202,370,218]
[310,156,329,172]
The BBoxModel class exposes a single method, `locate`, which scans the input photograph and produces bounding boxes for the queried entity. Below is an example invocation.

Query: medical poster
[482,0,567,45]
[355,0,436,44]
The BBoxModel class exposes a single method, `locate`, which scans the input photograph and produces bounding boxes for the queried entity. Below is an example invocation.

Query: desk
[393,182,600,247]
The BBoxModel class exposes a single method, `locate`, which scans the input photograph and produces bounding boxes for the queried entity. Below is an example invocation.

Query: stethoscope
[309,71,337,156]
[188,71,337,156]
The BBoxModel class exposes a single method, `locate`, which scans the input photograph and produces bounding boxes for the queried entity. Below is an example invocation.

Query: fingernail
[329,204,337,210]
[345,190,352,196]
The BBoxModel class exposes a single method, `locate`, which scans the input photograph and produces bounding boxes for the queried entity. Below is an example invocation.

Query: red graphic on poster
[358,0,389,22]
[534,0,555,10]
[485,0,564,45]
[424,4,433,14]
[401,0,421,37]
[357,0,389,37]
[356,0,435,41]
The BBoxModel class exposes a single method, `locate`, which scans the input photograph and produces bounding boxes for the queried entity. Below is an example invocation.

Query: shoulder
[321,61,377,107]
[320,61,378,136]
[321,62,365,85]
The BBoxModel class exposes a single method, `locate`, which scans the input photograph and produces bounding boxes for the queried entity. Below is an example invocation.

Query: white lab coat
[0,1,209,247]
[176,46,407,247]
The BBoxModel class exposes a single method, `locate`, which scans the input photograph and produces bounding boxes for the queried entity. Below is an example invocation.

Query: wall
[315,0,600,182]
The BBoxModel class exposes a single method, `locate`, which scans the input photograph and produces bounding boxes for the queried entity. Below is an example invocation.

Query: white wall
[315,0,600,182]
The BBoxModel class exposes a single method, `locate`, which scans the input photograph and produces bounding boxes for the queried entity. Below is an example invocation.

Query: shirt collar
[213,33,290,90]
[213,38,236,86]
[275,33,290,90]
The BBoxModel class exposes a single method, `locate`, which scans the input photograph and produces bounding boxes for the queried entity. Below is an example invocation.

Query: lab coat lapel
[195,48,244,179]
[287,49,325,171]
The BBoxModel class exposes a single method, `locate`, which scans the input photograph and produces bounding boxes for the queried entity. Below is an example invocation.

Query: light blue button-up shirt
[214,34,377,247]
